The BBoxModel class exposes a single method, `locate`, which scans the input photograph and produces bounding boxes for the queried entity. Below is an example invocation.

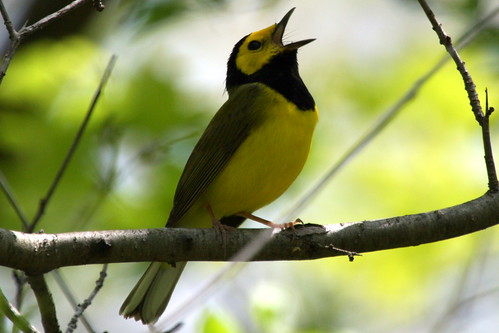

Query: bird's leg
[205,204,235,256]
[236,212,303,230]
[206,204,236,231]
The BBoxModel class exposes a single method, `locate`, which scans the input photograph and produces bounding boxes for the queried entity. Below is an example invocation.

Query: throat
[257,70,315,111]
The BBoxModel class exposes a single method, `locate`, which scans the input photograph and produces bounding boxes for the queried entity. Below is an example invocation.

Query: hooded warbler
[120,7,318,324]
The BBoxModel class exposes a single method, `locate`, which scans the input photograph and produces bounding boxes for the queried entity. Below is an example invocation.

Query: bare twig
[482,89,497,191]
[0,0,21,84]
[418,0,482,118]
[12,270,27,312]
[431,230,496,333]
[455,7,499,48]
[28,55,118,232]
[0,0,104,85]
[17,0,88,38]
[0,0,16,37]
[438,288,499,331]
[65,265,107,333]
[51,271,95,333]
[26,275,61,333]
[0,170,30,230]
[417,0,498,192]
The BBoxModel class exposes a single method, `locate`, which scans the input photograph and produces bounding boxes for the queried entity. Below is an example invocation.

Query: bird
[120,7,318,324]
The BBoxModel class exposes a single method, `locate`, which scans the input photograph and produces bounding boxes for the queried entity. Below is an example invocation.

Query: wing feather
[166,83,269,226]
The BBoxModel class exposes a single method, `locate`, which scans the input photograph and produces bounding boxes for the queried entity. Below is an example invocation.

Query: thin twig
[0,170,30,230]
[454,6,499,49]
[18,0,88,38]
[0,0,103,84]
[65,265,107,333]
[482,89,498,191]
[431,230,496,333]
[432,286,499,332]
[51,271,95,333]
[417,0,498,192]
[0,0,21,85]
[0,0,17,37]
[418,0,482,119]
[28,55,118,232]
[26,275,61,333]
[12,270,26,311]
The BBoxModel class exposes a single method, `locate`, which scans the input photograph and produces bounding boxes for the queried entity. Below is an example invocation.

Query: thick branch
[1,192,498,275]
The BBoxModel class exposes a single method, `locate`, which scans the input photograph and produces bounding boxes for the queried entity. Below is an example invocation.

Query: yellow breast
[203,85,318,220]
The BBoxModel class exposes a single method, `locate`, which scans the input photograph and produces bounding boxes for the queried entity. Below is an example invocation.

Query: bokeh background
[1,0,498,332]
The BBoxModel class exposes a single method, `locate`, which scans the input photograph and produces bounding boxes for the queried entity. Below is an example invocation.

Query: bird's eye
[247,40,262,50]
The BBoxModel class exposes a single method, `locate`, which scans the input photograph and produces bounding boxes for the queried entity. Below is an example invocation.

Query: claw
[236,212,302,232]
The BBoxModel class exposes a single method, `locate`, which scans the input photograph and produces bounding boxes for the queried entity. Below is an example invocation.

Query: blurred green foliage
[200,310,241,333]
[0,1,498,333]
[0,36,212,232]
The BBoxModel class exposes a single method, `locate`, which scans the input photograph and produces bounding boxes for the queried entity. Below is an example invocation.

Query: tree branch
[1,192,497,275]
[0,170,30,230]
[418,0,482,120]
[17,0,88,38]
[65,265,107,333]
[51,271,96,333]
[26,275,61,333]
[0,0,20,85]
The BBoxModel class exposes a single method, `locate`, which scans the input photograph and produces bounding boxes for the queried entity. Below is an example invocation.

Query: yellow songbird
[120,7,318,324]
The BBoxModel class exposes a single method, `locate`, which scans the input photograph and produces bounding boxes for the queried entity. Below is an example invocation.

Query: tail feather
[120,261,186,324]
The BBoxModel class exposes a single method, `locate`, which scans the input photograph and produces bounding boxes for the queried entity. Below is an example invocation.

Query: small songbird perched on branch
[120,7,318,324]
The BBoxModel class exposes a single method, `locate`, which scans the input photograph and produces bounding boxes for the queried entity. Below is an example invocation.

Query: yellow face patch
[235,24,283,75]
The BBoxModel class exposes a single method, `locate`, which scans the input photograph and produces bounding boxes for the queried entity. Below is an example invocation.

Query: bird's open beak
[272,7,315,50]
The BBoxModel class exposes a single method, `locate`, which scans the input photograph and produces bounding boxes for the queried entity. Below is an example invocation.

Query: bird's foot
[237,212,303,231]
